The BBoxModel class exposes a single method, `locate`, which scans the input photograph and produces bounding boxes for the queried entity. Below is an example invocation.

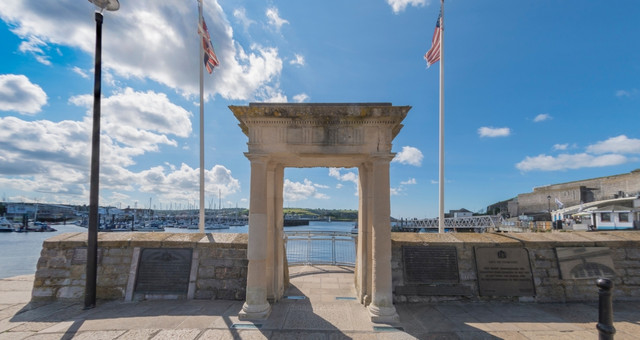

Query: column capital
[367,153,395,164]
[245,152,270,163]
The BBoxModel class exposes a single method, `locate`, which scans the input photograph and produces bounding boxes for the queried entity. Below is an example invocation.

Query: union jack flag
[424,10,442,67]
[198,18,219,73]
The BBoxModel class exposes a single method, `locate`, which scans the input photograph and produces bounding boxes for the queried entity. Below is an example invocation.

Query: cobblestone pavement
[1,266,638,339]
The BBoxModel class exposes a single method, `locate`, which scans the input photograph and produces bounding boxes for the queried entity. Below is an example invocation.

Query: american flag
[198,18,219,73]
[424,12,442,68]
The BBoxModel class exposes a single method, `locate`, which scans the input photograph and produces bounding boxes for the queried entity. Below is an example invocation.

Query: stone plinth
[32,232,247,302]
[391,231,640,303]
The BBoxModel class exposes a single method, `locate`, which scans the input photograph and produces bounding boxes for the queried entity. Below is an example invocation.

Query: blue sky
[0,0,639,218]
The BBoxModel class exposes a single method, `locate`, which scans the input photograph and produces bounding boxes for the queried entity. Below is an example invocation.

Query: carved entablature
[230,103,410,158]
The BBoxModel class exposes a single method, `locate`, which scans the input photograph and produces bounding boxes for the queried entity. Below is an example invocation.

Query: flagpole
[438,0,445,234]
[198,0,205,233]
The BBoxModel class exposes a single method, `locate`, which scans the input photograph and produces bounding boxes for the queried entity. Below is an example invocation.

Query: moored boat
[0,217,14,232]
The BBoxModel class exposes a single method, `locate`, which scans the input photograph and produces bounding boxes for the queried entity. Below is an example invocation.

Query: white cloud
[478,126,510,138]
[386,0,427,14]
[137,163,240,201]
[553,143,568,151]
[284,178,328,201]
[69,88,192,152]
[515,153,629,172]
[0,111,240,204]
[329,168,358,185]
[392,146,423,166]
[616,89,638,98]
[329,168,359,196]
[0,1,285,102]
[0,81,227,206]
[18,36,51,65]
[266,7,289,31]
[0,74,47,115]
[233,7,255,31]
[71,66,89,79]
[290,54,305,66]
[586,135,640,154]
[293,93,309,103]
[391,177,417,196]
[401,178,417,185]
[533,113,551,122]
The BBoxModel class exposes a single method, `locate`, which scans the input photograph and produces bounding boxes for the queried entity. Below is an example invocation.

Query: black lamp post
[85,0,119,310]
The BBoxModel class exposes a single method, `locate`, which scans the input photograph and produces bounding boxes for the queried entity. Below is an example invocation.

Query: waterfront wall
[33,230,640,305]
[391,231,640,303]
[32,232,247,301]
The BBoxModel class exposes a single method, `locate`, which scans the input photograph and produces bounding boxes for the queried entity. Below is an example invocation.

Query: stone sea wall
[391,231,640,303]
[32,232,247,301]
[33,230,640,304]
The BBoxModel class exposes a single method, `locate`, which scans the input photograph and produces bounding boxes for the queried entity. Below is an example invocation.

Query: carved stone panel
[556,247,615,280]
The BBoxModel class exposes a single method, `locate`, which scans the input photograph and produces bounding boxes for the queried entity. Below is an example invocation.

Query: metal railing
[284,231,356,267]
[395,215,504,232]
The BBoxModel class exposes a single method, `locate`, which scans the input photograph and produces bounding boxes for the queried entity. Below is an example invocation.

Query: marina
[0,220,356,279]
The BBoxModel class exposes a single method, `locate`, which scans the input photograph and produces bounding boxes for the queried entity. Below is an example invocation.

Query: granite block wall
[32,232,248,302]
[391,231,640,303]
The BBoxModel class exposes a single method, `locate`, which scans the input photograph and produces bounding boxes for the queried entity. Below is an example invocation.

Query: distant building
[445,208,473,218]
[4,202,76,221]
[591,205,634,230]
[487,169,640,219]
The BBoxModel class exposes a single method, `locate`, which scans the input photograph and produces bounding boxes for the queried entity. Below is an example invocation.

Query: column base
[368,304,399,323]
[238,302,271,320]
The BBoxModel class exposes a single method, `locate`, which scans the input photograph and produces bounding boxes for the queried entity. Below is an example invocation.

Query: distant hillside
[283,208,358,221]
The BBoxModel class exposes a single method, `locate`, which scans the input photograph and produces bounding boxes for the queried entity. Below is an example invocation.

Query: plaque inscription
[135,248,192,295]
[475,247,534,296]
[402,246,459,284]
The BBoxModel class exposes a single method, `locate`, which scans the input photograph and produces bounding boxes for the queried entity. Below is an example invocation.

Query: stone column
[356,162,372,305]
[368,156,399,323]
[239,155,271,320]
[266,163,285,301]
[265,161,275,300]
[274,164,285,300]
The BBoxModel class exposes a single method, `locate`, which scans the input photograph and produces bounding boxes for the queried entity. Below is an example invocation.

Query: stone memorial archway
[230,103,410,323]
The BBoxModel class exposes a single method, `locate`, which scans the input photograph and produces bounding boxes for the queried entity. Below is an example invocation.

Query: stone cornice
[230,103,410,138]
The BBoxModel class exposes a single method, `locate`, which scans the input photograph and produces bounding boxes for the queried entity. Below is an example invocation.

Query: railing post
[306,233,311,265]
[332,234,336,265]
[596,278,615,340]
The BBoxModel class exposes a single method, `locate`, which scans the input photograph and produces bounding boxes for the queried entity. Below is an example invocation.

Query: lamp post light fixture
[85,0,119,310]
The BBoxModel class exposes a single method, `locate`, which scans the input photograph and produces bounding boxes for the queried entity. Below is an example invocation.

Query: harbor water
[0,221,355,279]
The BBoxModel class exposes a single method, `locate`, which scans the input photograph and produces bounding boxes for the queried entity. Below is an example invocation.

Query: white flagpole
[198,0,205,233]
[438,0,445,234]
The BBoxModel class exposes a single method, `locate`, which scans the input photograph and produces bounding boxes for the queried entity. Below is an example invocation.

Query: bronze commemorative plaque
[135,248,192,295]
[475,247,534,296]
[402,246,459,284]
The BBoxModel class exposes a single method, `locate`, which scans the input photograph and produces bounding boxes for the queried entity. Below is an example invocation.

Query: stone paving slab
[1,267,639,339]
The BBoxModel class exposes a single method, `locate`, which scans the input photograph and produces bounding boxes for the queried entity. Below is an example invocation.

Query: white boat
[0,217,13,232]
[133,225,165,232]
[205,222,229,230]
